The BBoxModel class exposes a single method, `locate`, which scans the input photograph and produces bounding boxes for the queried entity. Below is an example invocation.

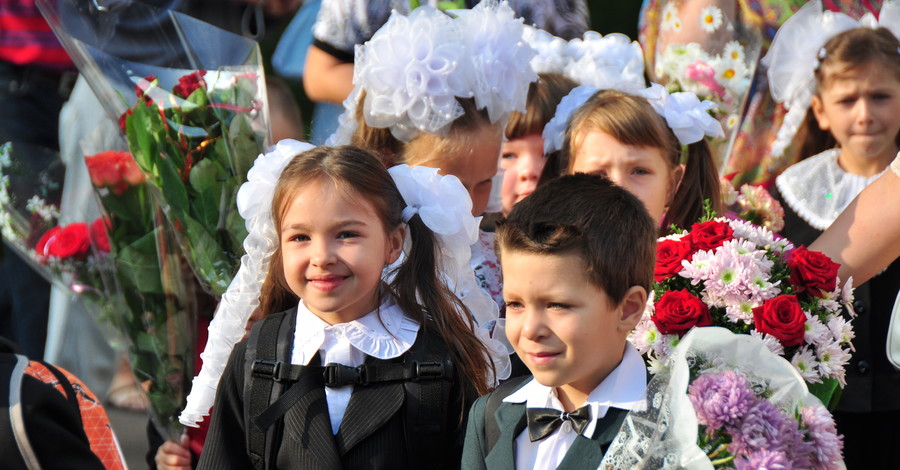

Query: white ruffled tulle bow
[330,1,537,145]
[638,83,725,145]
[542,85,598,153]
[543,83,724,154]
[764,0,900,157]
[388,164,511,384]
[180,139,313,427]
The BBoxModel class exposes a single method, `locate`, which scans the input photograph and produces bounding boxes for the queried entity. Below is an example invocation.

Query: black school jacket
[197,325,472,470]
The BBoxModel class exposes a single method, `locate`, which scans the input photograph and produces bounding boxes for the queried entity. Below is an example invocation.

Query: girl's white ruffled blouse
[290,296,420,434]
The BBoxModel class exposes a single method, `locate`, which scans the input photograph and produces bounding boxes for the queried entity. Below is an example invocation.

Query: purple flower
[688,371,756,431]
[799,405,843,469]
[734,450,792,470]
[728,398,810,468]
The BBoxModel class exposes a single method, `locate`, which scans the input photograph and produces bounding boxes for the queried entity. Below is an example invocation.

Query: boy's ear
[385,225,406,264]
[617,286,648,332]
[811,96,831,131]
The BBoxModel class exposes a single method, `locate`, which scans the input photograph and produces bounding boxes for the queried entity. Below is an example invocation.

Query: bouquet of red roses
[630,217,855,407]
[0,142,110,303]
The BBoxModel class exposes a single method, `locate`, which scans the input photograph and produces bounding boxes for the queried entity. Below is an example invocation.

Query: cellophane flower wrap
[38,0,270,298]
[604,327,844,469]
[37,0,269,439]
[629,217,855,408]
[0,142,109,305]
[646,0,762,172]
[720,177,785,233]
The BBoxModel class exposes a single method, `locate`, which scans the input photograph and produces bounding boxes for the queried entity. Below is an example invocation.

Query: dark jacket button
[852,300,865,315]
[857,360,871,374]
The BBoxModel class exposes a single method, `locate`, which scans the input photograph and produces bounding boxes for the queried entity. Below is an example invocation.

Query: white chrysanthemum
[725,301,755,325]
[791,347,822,383]
[646,355,669,375]
[0,143,11,168]
[699,6,724,33]
[827,315,855,350]
[564,31,645,92]
[630,315,661,355]
[660,230,690,242]
[680,248,714,283]
[661,3,680,32]
[841,277,856,314]
[804,312,831,346]
[751,330,785,356]
[723,41,745,63]
[816,344,851,385]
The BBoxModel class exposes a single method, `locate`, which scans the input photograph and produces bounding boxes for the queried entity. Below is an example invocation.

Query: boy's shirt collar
[503,341,647,438]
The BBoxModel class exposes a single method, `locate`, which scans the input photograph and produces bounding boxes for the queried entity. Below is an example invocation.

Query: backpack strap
[244,309,297,470]
[402,330,455,467]
[484,375,532,454]
[36,361,82,430]
[2,353,41,470]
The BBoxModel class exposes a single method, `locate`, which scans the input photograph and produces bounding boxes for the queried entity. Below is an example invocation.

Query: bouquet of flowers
[720,177,785,232]
[37,0,268,438]
[606,328,844,469]
[630,216,854,408]
[647,0,762,172]
[0,142,109,303]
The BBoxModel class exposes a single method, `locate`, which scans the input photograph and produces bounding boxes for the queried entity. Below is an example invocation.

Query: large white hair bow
[180,139,314,427]
[329,1,537,145]
[564,31,646,93]
[543,83,724,154]
[638,83,725,145]
[764,0,900,158]
[388,164,511,384]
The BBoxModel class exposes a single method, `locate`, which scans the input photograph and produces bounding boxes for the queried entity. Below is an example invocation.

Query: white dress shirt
[290,296,420,434]
[503,342,647,470]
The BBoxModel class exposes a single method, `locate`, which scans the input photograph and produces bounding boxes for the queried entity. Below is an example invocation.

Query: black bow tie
[526,405,592,442]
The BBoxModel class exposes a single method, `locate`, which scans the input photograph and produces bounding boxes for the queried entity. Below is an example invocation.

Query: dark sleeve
[461,394,491,470]
[196,341,252,470]
[21,376,106,470]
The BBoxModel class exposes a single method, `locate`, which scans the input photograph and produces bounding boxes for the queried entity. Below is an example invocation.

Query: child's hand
[155,434,193,470]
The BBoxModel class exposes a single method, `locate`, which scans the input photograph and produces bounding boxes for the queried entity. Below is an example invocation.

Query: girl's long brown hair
[548,89,722,232]
[258,145,495,395]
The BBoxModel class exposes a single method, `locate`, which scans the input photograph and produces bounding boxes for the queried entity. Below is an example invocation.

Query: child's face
[570,130,681,225]
[500,134,546,215]
[502,249,644,402]
[279,180,403,324]
[812,62,900,173]
[409,125,502,216]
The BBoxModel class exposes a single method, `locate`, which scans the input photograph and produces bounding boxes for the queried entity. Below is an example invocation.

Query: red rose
[118,108,133,133]
[135,74,157,104]
[173,70,207,99]
[85,151,145,195]
[787,245,840,297]
[655,239,694,282]
[90,218,111,253]
[652,289,712,335]
[753,295,806,347]
[35,226,62,259]
[37,223,91,260]
[687,220,734,252]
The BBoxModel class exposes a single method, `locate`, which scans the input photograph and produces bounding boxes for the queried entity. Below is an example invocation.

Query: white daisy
[661,3,680,32]
[726,113,740,129]
[723,40,745,63]
[699,6,723,33]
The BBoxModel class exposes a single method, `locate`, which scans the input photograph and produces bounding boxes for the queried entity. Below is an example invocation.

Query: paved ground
[107,406,151,470]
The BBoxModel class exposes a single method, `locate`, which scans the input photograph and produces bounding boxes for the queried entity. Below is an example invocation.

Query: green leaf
[225,114,265,181]
[807,377,842,410]
[114,230,164,295]
[226,206,249,251]
[183,216,233,297]
[188,158,226,228]
[155,152,189,216]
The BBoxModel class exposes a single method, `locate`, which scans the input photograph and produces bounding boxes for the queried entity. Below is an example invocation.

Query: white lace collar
[776,149,888,231]
[503,342,647,436]
[290,296,420,366]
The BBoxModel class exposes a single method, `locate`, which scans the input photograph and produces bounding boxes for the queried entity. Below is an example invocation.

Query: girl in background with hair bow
[328,2,539,323]
[540,84,724,233]
[195,144,495,469]
[764,1,900,466]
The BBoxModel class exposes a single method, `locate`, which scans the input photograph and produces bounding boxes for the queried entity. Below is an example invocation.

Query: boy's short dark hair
[495,173,656,303]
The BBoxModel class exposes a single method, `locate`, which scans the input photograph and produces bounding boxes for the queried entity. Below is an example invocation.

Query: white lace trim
[776,149,887,231]
[291,296,419,365]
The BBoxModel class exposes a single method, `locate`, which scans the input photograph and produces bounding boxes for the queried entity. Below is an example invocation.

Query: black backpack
[242,308,456,470]
[0,338,90,470]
